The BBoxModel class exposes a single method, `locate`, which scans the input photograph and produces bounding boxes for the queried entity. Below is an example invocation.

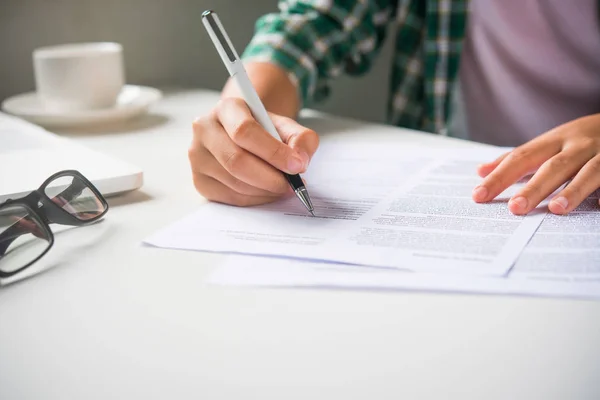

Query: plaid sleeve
[242,0,397,106]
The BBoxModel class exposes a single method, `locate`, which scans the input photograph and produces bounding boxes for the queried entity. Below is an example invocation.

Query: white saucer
[1,85,162,129]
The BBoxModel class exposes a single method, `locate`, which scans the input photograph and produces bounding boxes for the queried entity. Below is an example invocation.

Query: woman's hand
[189,97,319,207]
[473,114,600,215]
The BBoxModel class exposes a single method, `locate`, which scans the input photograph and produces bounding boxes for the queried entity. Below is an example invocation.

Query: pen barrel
[201,11,239,75]
[285,173,304,189]
[232,63,281,141]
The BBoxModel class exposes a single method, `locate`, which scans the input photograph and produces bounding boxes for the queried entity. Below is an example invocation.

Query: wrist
[221,62,300,119]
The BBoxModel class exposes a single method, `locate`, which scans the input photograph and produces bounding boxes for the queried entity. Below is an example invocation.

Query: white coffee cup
[33,42,125,111]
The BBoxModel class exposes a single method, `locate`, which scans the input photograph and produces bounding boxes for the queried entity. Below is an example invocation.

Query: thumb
[270,113,319,170]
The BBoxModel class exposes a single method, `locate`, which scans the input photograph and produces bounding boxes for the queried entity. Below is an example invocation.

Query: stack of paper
[145,143,600,300]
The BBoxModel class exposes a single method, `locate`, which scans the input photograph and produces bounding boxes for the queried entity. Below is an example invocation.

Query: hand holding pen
[187,10,319,214]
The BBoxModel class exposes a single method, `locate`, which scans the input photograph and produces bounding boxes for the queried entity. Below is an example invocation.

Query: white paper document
[209,191,600,300]
[209,255,600,301]
[146,143,548,276]
[510,188,600,284]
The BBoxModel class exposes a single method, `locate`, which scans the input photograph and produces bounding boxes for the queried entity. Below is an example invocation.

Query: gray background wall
[0,0,394,123]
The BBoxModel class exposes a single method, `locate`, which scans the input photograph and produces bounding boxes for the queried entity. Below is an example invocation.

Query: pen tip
[309,210,315,217]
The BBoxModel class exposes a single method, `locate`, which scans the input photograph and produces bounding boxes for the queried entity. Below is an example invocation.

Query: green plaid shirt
[242,0,469,134]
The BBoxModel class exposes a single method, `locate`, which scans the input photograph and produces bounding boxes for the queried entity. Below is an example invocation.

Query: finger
[477,152,509,178]
[270,113,320,165]
[507,148,593,215]
[548,155,600,215]
[192,174,282,207]
[216,98,307,174]
[194,117,290,194]
[472,141,561,203]
[194,146,291,197]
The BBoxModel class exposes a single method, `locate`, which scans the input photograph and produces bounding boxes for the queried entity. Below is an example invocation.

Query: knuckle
[574,136,596,150]
[269,142,289,163]
[484,173,509,191]
[208,107,219,121]
[223,150,245,174]
[506,148,530,164]
[216,97,245,114]
[230,118,258,143]
[546,156,570,171]
[214,97,230,111]
[214,98,226,112]
[587,157,600,171]
[192,115,210,133]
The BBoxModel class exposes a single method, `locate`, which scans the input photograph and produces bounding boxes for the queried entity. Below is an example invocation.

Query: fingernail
[287,155,304,173]
[509,196,528,212]
[551,196,568,211]
[472,186,488,201]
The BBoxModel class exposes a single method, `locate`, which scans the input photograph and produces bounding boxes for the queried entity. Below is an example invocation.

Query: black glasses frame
[0,170,108,278]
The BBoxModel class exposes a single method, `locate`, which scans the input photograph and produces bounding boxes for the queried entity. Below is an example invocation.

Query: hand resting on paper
[473,114,600,215]
[189,63,319,207]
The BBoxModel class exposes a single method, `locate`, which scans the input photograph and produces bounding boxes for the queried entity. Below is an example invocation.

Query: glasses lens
[0,205,51,275]
[44,174,107,221]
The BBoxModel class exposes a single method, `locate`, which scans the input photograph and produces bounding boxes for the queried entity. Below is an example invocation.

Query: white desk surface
[1,89,599,400]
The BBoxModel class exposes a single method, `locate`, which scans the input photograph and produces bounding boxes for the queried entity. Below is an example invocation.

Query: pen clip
[202,10,240,74]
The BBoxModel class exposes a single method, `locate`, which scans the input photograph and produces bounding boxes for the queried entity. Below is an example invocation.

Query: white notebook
[0,112,143,202]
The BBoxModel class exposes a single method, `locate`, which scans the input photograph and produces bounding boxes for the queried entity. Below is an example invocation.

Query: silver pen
[201,10,315,216]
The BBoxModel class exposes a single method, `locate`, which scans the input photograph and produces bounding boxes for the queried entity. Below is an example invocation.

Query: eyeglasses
[0,170,108,279]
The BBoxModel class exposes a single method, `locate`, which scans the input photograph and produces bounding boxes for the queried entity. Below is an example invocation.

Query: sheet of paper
[510,188,600,284]
[145,143,547,276]
[209,191,600,301]
[209,256,600,301]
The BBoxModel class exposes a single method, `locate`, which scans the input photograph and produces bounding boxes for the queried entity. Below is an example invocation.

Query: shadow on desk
[0,220,113,288]
[56,113,170,137]
[107,190,154,208]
